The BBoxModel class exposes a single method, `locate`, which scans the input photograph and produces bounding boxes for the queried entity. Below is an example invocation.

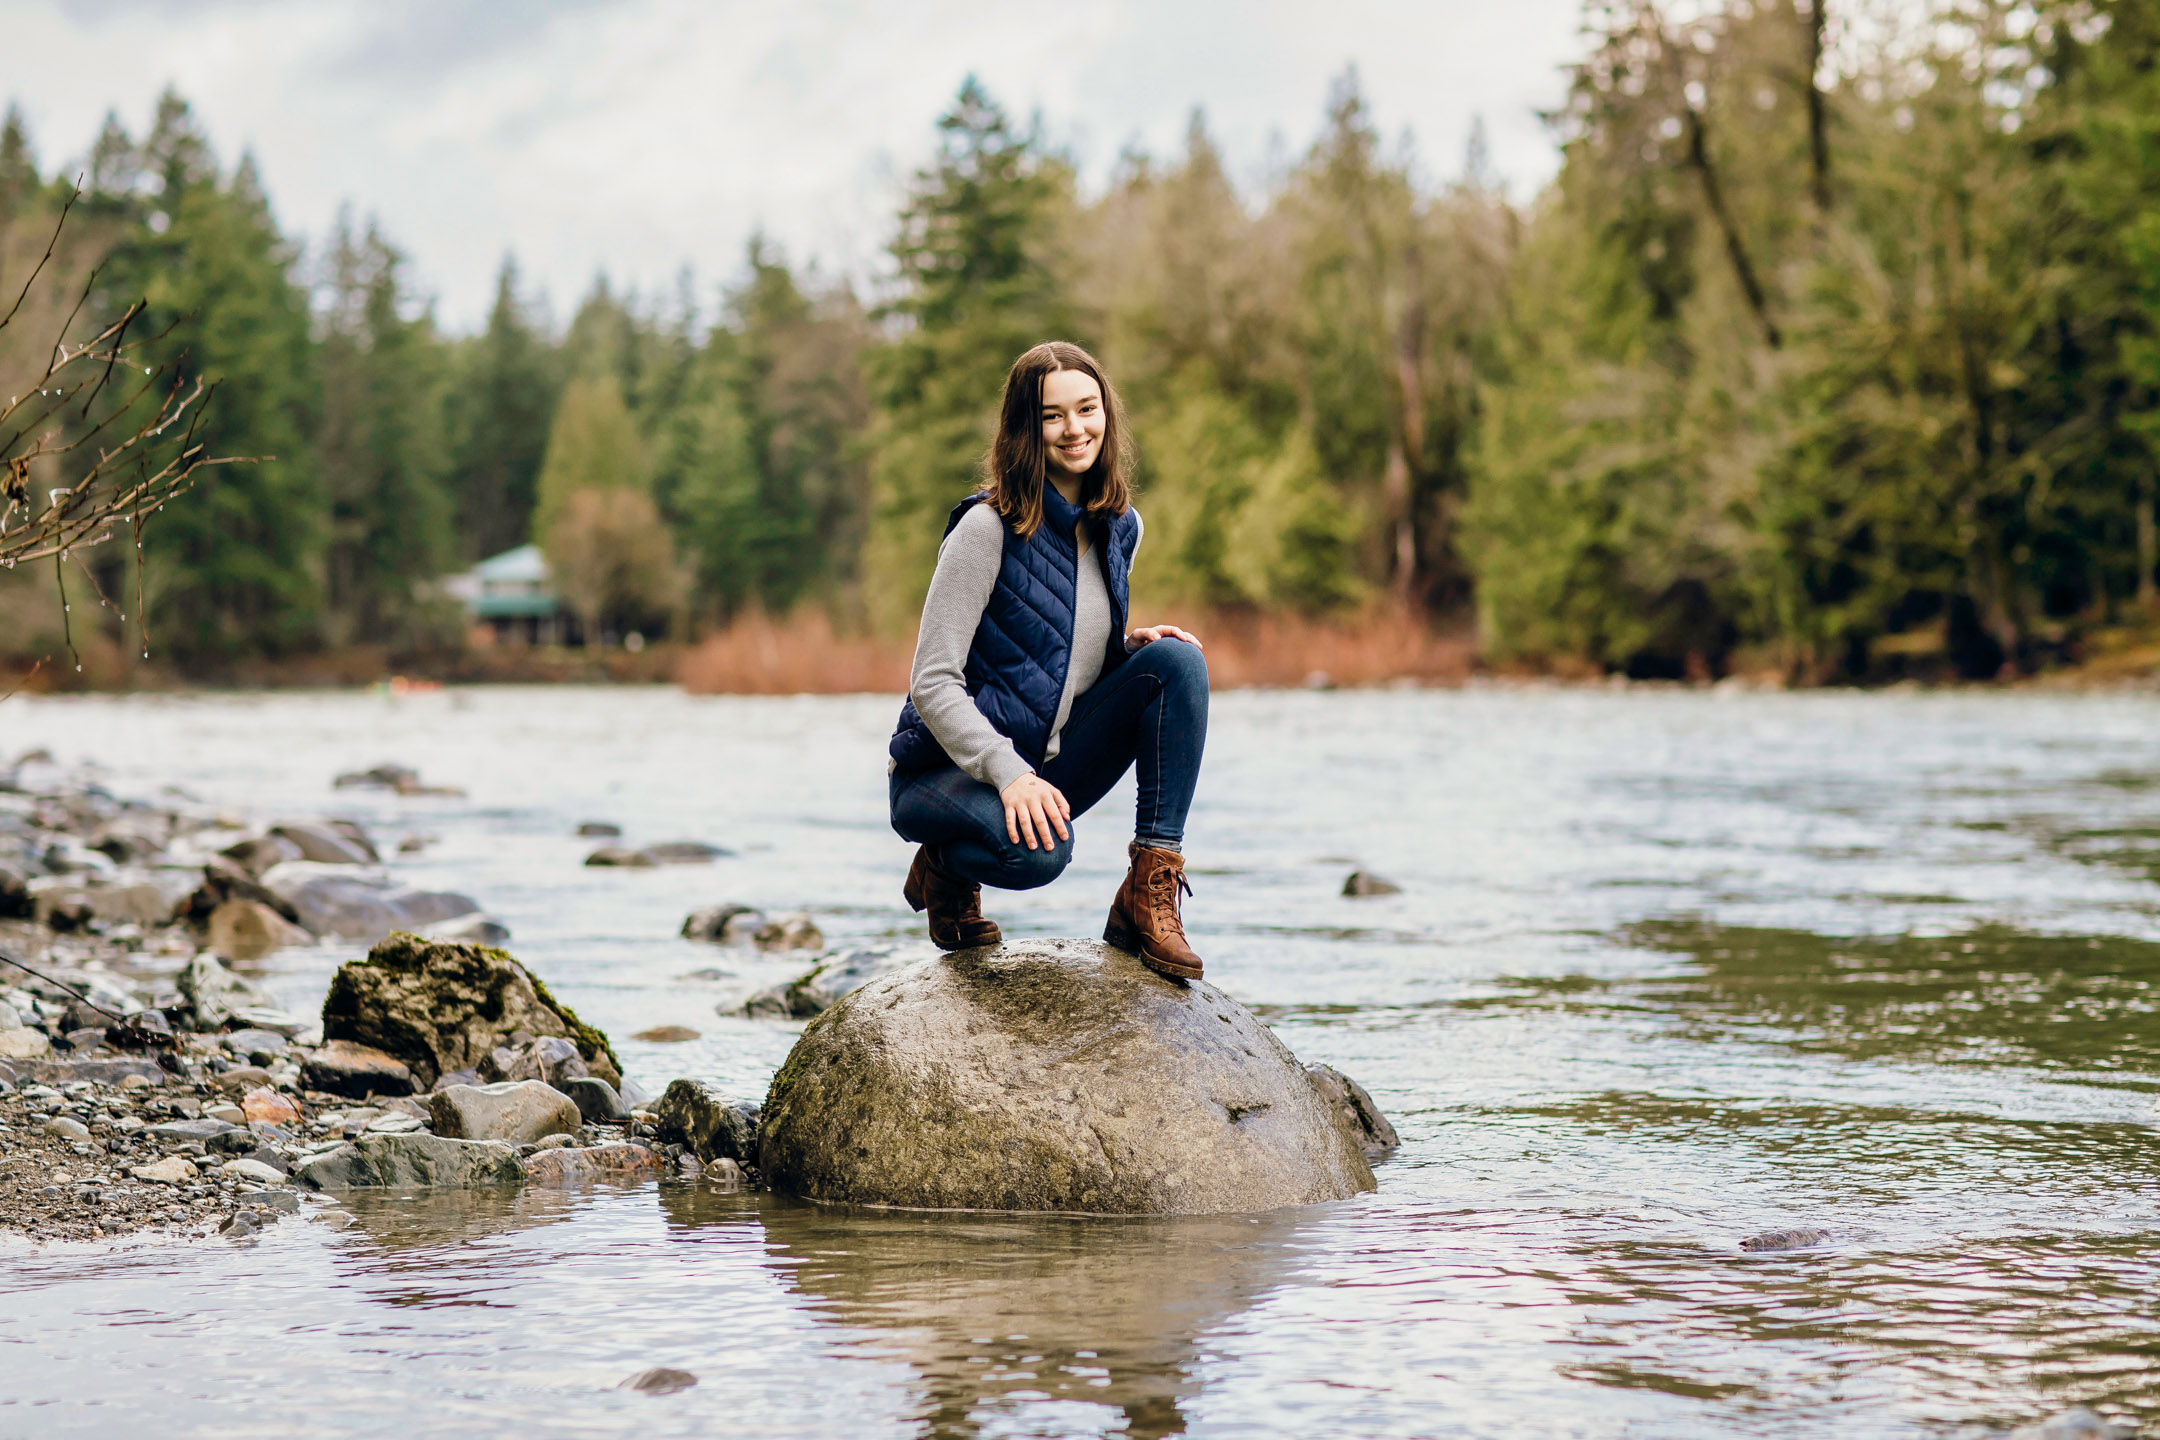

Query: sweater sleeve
[909,504,1035,793]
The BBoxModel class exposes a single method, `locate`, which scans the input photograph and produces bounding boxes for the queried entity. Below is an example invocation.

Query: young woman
[887,341,1210,979]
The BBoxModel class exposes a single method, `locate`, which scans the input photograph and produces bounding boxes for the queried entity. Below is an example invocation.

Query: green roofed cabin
[444,544,581,645]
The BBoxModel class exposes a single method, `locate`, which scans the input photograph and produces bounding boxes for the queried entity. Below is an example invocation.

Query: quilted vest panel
[890,487,1139,775]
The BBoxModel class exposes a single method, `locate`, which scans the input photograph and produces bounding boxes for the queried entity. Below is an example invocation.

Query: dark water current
[2,685,2157,1438]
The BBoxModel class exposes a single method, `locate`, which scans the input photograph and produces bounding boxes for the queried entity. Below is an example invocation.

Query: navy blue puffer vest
[889,485,1140,775]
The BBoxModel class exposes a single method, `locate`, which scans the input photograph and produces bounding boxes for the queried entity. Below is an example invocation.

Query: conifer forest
[6,0,2160,685]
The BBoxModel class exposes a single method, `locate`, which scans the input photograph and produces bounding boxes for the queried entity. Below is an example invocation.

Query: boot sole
[1103,919,1202,980]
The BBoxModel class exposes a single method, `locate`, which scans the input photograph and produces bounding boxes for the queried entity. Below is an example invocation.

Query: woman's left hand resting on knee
[1126,624,1202,651]
[1001,773,1071,850]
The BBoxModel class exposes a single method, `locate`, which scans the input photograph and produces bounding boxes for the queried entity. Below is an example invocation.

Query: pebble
[220,1158,288,1185]
[132,1156,200,1184]
[241,1087,303,1127]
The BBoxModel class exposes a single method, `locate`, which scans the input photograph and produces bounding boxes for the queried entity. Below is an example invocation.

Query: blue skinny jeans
[889,637,1208,891]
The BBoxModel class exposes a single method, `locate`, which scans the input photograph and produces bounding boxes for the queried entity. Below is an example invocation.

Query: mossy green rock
[321,934,621,1090]
[759,939,1376,1214]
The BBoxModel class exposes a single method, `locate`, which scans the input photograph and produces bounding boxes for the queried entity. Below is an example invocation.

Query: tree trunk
[2139,467,2158,610]
[1684,107,1782,349]
[1806,0,1831,214]
[1391,236,1429,602]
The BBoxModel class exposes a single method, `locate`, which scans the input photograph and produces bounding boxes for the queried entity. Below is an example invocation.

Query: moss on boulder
[758,939,1377,1215]
[321,933,621,1089]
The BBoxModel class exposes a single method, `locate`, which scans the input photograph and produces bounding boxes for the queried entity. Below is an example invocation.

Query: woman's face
[1040,367,1105,479]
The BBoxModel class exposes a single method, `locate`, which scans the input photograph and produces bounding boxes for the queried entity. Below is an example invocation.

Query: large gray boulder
[758,939,1377,1215]
[293,1132,523,1190]
[320,934,622,1091]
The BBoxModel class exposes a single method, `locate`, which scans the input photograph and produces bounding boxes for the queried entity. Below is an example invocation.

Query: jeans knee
[1139,636,1208,691]
[1003,841,1072,890]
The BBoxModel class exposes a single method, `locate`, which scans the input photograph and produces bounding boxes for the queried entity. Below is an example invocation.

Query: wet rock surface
[0,749,707,1243]
[743,943,931,1019]
[523,1141,666,1186]
[653,1079,759,1165]
[320,934,622,1090]
[758,938,1379,1214]
[294,1132,525,1190]
[427,1080,583,1145]
[1304,1063,1400,1162]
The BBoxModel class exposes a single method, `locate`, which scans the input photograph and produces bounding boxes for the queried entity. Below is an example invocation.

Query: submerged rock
[743,944,929,1019]
[619,1368,698,1396]
[584,846,655,868]
[753,913,823,952]
[1738,1227,1831,1253]
[681,904,762,944]
[1304,1064,1400,1162]
[632,1025,699,1043]
[319,934,621,1090]
[652,1079,758,1165]
[260,862,479,941]
[294,1132,523,1190]
[2004,1409,2139,1440]
[428,1079,582,1145]
[639,840,730,864]
[1342,870,1402,897]
[758,939,1377,1214]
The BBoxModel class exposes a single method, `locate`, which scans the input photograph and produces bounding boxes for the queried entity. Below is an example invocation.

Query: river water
[2,684,2157,1438]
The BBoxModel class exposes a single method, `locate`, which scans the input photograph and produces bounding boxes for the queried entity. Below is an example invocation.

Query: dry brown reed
[673,606,1476,695]
[675,610,913,695]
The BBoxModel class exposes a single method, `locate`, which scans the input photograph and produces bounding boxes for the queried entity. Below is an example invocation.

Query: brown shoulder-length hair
[981,341,1132,539]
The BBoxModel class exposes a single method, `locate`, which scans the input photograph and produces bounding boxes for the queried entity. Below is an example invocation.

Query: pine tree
[85,91,323,663]
[316,214,454,645]
[863,78,1077,620]
[443,258,560,561]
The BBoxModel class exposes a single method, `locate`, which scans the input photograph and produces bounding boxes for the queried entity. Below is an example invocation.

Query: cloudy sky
[7,0,1587,331]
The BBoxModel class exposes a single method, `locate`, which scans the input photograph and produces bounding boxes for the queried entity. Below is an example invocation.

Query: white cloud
[5,0,1583,330]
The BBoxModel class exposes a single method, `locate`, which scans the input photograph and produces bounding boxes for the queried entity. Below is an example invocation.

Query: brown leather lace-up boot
[1104,841,1204,981]
[903,844,1002,952]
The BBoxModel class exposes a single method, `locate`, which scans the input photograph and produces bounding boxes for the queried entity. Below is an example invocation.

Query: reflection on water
[1619,921,2160,1078]
[662,1190,1312,1438]
[3,687,2160,1437]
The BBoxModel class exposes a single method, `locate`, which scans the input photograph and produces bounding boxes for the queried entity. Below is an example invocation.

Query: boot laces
[1146,864,1192,934]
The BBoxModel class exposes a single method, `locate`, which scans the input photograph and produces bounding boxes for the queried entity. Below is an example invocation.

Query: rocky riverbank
[0,749,765,1245]
[1,744,1399,1244]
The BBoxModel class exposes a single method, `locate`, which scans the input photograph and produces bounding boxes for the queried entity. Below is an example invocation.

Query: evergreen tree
[315,213,454,644]
[442,258,559,561]
[864,78,1077,619]
[85,91,322,663]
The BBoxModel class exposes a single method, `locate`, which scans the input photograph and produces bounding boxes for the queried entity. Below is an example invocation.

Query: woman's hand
[1000,773,1071,850]
[1126,623,1202,652]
